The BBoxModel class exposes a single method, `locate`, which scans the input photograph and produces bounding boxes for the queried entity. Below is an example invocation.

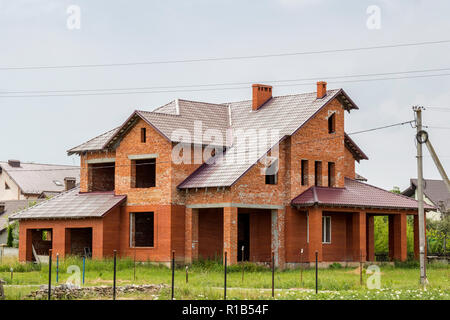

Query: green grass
[0,256,448,300]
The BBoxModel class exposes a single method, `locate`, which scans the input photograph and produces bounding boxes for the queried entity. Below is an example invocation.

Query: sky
[0,0,449,191]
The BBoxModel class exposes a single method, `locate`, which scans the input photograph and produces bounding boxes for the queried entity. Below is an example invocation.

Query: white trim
[322,216,331,244]
[86,158,115,164]
[128,153,158,160]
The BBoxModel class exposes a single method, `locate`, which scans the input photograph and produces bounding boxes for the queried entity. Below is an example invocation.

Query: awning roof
[10,187,126,220]
[291,178,435,211]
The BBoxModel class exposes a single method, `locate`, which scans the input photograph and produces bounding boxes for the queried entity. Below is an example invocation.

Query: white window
[322,216,331,244]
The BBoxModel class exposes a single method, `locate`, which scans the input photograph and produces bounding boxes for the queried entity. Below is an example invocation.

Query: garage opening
[88,162,115,191]
[67,228,93,257]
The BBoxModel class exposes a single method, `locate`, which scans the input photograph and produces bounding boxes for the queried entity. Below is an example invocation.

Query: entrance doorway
[238,213,250,261]
[68,228,93,257]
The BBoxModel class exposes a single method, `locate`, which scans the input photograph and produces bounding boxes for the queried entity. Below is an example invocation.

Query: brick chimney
[8,160,20,168]
[317,81,327,99]
[252,84,272,111]
[64,177,76,191]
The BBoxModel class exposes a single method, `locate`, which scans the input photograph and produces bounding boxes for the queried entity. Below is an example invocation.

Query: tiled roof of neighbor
[0,162,80,195]
[10,187,126,220]
[402,179,450,211]
[68,88,361,188]
[0,200,43,231]
[291,178,435,211]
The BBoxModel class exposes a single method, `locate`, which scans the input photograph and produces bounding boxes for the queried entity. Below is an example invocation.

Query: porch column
[366,215,375,261]
[18,225,33,262]
[185,208,199,264]
[271,208,286,268]
[223,207,238,265]
[352,212,366,261]
[308,206,322,262]
[393,213,407,261]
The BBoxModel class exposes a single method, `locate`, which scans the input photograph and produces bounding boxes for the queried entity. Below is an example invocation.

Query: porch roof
[9,187,126,220]
[291,178,436,211]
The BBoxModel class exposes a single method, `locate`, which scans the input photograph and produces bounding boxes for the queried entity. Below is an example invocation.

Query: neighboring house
[0,200,42,244]
[402,179,450,221]
[11,82,434,266]
[0,160,80,201]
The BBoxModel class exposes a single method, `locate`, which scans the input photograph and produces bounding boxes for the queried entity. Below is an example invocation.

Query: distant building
[402,179,450,221]
[0,160,79,201]
[0,200,42,244]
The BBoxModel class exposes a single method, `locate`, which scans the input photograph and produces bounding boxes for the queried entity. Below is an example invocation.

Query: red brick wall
[198,208,223,260]
[322,213,348,262]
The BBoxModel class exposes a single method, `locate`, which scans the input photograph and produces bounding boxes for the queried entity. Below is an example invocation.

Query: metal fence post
[134,248,137,282]
[360,250,363,286]
[48,249,52,300]
[315,251,318,294]
[241,246,245,283]
[185,265,189,284]
[171,251,175,300]
[113,250,117,300]
[224,251,227,300]
[272,251,275,298]
[56,253,59,283]
[83,255,86,285]
[300,249,303,286]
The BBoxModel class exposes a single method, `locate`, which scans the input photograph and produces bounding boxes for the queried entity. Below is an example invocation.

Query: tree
[6,224,14,247]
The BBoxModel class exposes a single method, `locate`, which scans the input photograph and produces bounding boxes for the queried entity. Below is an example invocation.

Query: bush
[6,224,14,247]
[328,262,342,269]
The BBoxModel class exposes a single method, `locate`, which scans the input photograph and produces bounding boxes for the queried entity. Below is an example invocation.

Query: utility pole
[413,106,427,286]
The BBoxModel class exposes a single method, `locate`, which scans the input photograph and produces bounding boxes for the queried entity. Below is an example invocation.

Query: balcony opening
[132,158,156,188]
[88,162,115,192]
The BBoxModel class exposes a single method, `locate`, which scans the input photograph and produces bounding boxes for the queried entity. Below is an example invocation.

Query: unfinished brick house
[12,82,433,266]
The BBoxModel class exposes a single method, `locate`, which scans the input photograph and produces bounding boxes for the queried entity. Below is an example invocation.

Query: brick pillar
[185,208,199,264]
[352,212,366,261]
[223,207,238,265]
[19,224,32,262]
[414,214,419,260]
[271,208,286,268]
[52,225,66,259]
[393,213,407,261]
[366,215,375,261]
[308,206,322,262]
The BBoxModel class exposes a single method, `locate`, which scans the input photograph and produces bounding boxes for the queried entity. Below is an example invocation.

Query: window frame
[301,159,309,186]
[264,159,278,185]
[328,113,336,134]
[141,128,147,143]
[322,216,331,244]
[328,162,335,187]
[131,158,156,188]
[129,212,155,248]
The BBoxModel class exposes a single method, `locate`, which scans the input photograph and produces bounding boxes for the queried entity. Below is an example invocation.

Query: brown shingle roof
[68,88,359,188]
[291,178,435,211]
[0,162,80,195]
[10,187,126,220]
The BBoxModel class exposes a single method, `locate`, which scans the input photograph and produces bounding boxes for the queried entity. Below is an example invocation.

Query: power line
[1,39,450,71]
[2,66,450,95]
[3,120,416,172]
[2,72,450,98]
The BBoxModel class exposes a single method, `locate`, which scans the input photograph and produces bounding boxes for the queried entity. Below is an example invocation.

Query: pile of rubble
[28,283,167,300]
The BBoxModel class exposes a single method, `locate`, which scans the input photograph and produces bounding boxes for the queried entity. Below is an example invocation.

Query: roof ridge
[0,161,79,168]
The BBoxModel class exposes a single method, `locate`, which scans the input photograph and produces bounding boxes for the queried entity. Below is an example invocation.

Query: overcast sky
[0,0,449,191]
